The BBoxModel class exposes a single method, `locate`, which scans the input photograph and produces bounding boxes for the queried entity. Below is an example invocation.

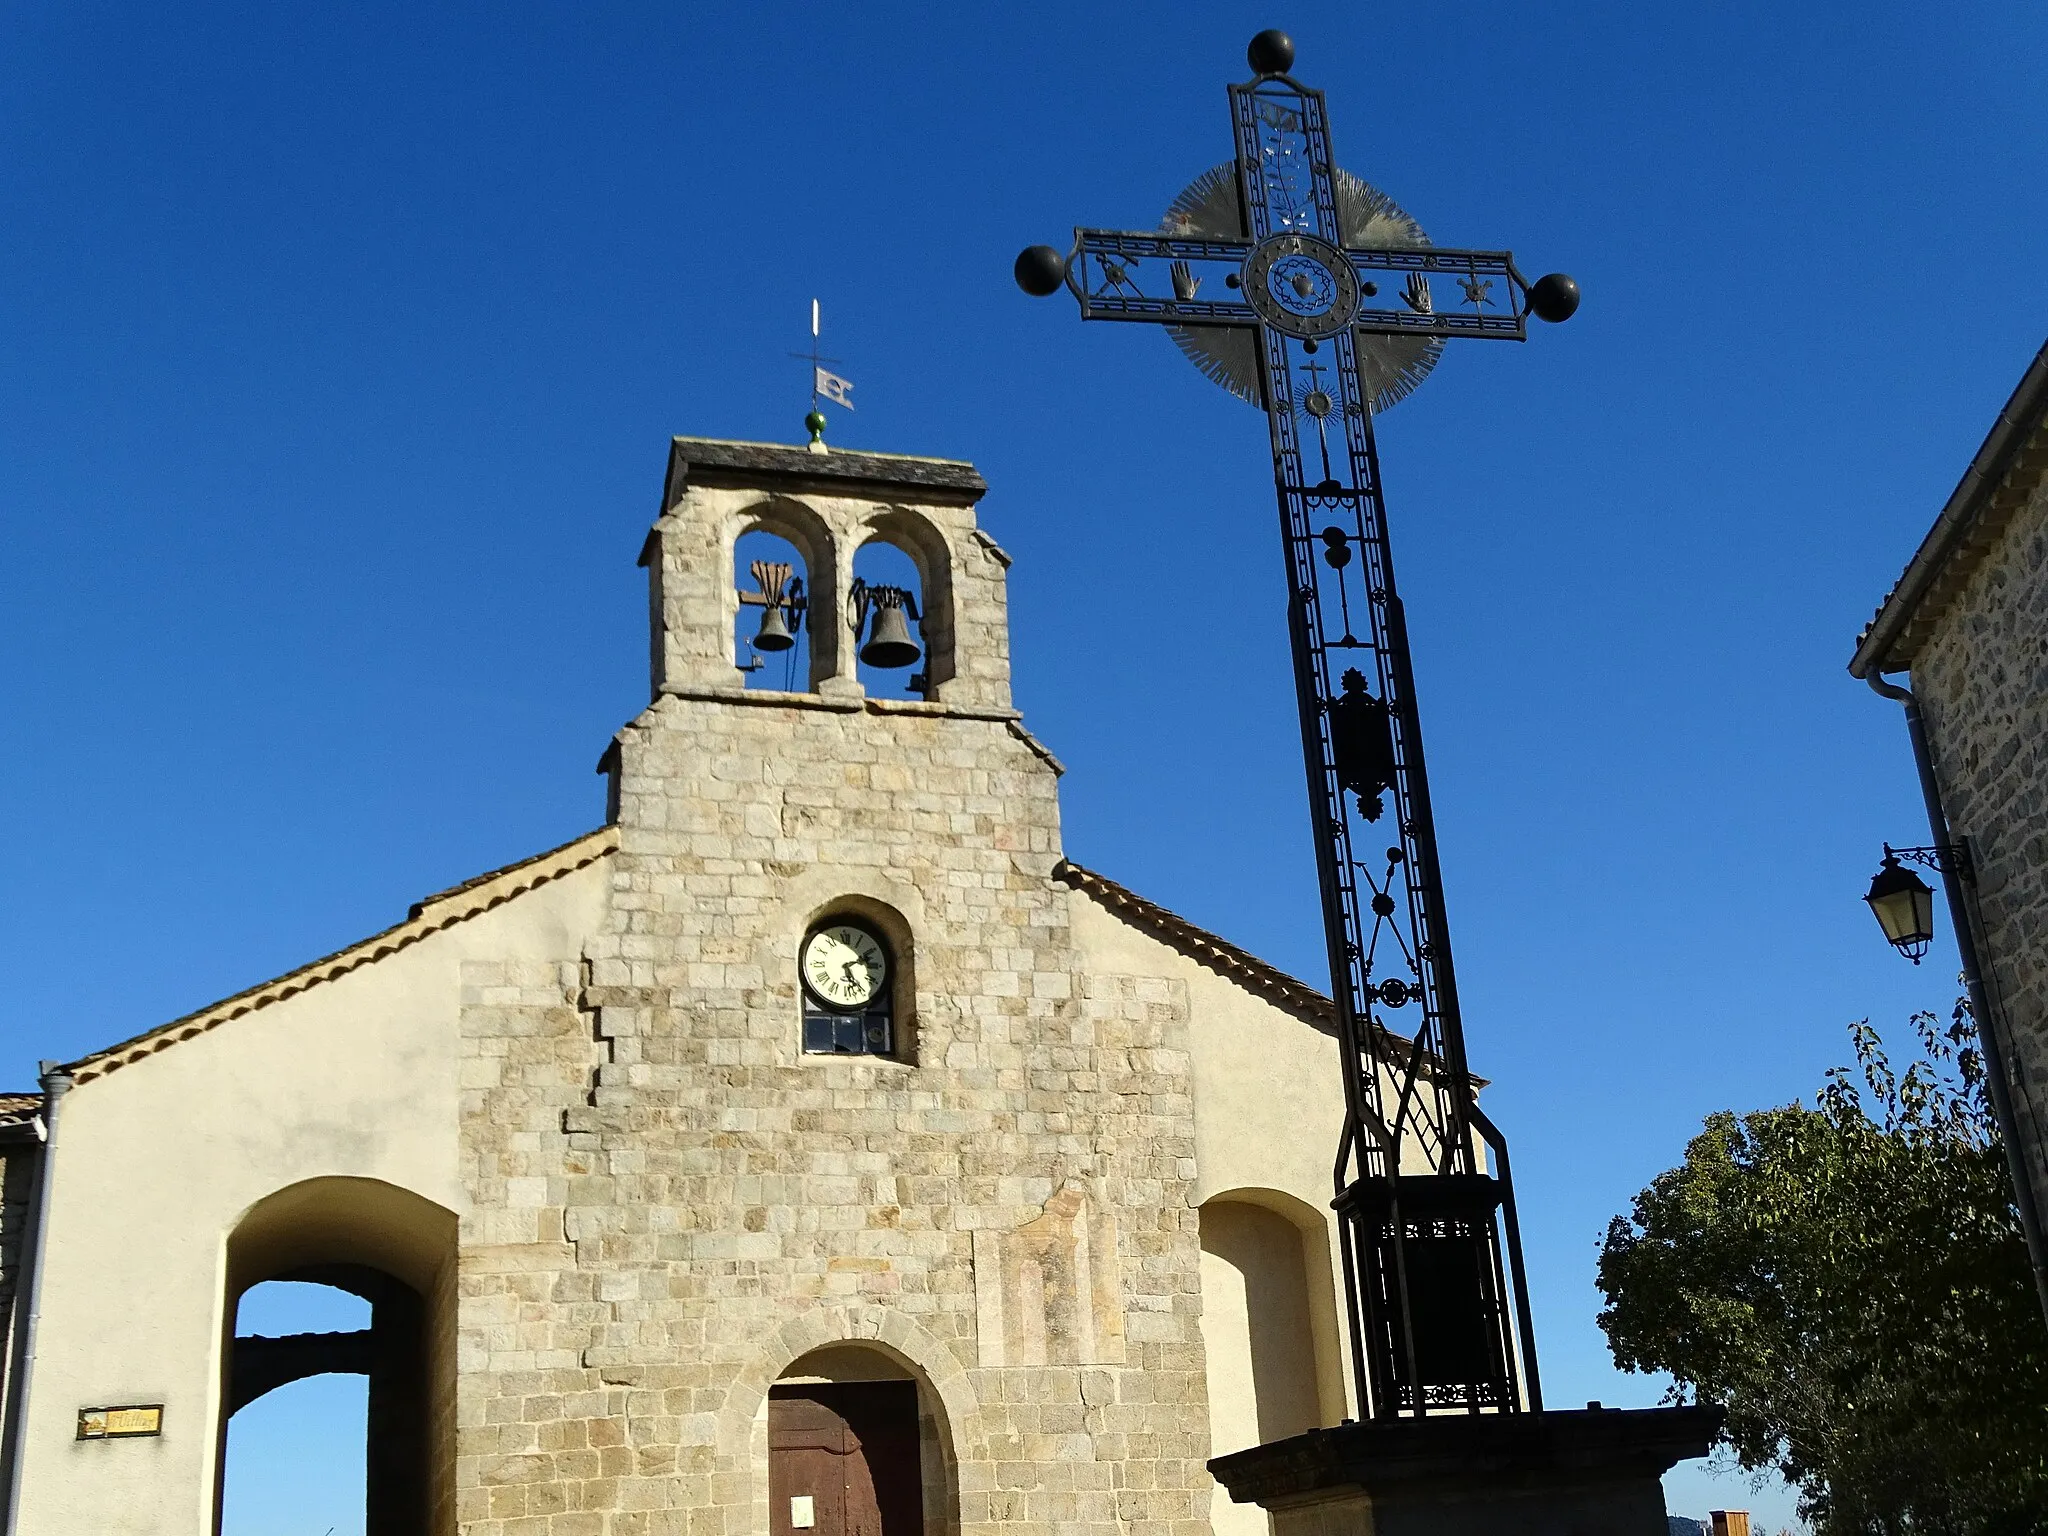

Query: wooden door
[769,1382,923,1536]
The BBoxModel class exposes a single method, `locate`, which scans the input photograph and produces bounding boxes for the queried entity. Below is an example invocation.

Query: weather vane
[794,299,856,450]
[1017,29,1578,1420]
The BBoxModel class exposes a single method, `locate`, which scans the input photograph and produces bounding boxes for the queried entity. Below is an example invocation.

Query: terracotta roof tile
[0,1095,41,1130]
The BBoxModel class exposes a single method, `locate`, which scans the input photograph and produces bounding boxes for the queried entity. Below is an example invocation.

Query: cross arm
[1070,227,1259,326]
[1056,230,1549,341]
[1344,246,1529,341]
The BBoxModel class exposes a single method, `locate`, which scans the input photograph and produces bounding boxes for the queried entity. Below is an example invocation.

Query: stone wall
[1913,466,2048,1220]
[451,471,1213,1536]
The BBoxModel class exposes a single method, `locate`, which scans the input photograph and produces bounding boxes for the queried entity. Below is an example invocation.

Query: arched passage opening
[221,1280,370,1536]
[766,1343,957,1536]
[217,1178,457,1536]
[1199,1192,1340,1536]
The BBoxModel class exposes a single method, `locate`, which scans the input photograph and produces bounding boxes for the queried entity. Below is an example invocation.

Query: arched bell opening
[731,497,840,694]
[766,1342,959,1536]
[851,514,952,700]
[849,540,925,698]
[734,527,815,693]
[215,1178,457,1536]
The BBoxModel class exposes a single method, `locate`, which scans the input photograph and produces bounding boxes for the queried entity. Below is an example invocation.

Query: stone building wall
[451,461,1214,1536]
[1912,467,2048,1215]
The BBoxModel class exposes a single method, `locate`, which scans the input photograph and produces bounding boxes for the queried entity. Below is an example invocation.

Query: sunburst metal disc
[1160,164,1443,414]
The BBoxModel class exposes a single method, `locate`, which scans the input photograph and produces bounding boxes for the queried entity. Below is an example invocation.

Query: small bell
[752,603,795,652]
[860,593,921,669]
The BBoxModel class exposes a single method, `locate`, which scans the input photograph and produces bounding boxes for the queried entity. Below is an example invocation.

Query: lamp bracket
[1883,840,1974,884]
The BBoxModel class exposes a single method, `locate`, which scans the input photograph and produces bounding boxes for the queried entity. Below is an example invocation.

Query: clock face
[801,924,888,1011]
[1242,232,1361,340]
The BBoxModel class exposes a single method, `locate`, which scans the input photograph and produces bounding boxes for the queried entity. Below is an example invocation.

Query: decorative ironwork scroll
[1020,36,1575,1419]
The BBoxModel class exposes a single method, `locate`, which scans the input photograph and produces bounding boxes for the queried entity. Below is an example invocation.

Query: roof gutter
[1851,338,2048,679]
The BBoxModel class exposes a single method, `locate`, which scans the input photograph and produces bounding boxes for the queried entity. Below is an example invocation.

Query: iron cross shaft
[1017,30,1577,1422]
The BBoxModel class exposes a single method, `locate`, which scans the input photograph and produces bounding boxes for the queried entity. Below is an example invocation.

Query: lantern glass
[1864,857,1936,962]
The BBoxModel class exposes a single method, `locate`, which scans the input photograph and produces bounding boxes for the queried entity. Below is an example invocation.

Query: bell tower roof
[661,437,987,512]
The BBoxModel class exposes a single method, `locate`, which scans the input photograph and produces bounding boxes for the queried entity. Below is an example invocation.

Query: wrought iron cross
[1017,30,1577,1420]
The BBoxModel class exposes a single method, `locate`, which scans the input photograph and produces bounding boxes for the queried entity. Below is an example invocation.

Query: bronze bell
[860,594,921,669]
[752,603,795,652]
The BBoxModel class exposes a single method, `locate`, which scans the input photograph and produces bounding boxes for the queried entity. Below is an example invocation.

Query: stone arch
[856,508,957,696]
[733,494,843,690]
[718,1307,983,1536]
[219,1178,458,1536]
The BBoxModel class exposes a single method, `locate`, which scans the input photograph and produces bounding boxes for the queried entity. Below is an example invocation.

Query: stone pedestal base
[1209,1407,1721,1536]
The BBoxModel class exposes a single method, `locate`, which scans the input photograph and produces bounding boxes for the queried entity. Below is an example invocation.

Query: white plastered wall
[11,858,609,1536]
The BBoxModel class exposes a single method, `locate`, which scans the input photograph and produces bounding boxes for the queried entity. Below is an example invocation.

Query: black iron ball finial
[1247,29,1294,76]
[1014,245,1067,297]
[1528,273,1581,323]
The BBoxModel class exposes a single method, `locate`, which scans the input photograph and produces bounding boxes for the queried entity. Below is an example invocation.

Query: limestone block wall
[1914,470,2048,1219]
[452,688,1214,1536]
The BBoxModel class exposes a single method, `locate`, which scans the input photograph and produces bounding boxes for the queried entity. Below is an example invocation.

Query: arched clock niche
[798,911,911,1060]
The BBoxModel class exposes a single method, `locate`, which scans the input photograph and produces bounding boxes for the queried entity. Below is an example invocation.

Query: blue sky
[7,3,2047,1530]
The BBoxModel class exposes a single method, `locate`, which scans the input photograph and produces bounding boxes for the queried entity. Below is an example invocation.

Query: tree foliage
[1597,1003,2048,1534]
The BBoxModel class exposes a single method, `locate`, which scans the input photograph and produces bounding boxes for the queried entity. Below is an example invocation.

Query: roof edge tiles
[661,436,988,513]
[1852,338,2048,678]
[0,1094,42,1138]
[66,826,619,1086]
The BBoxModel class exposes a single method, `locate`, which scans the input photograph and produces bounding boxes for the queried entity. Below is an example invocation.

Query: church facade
[0,439,1407,1536]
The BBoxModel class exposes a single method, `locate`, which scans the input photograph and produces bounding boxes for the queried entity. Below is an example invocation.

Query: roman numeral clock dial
[800,924,887,1010]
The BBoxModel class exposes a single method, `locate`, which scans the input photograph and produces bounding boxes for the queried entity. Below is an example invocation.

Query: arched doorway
[769,1345,946,1536]
[218,1178,456,1536]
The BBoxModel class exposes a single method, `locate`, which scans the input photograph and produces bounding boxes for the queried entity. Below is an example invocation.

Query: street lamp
[1864,848,1936,962]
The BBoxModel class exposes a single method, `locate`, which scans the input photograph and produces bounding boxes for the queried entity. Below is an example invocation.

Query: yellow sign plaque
[77,1405,163,1439]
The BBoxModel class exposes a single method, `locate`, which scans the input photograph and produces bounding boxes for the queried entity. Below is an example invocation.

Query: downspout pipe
[1865,672,2048,1324]
[1,1062,71,1536]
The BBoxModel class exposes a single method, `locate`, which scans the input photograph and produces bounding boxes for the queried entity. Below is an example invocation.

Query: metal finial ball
[805,409,827,438]
[1528,273,1581,323]
[1247,30,1294,76]
[1014,245,1067,297]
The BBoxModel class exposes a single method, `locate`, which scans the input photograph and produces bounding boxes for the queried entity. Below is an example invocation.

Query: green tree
[1597,1003,2048,1534]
